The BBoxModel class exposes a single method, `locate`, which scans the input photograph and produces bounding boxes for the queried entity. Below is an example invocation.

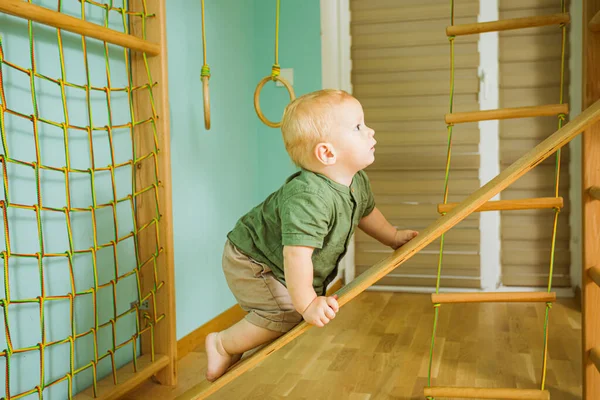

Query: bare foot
[205,332,239,382]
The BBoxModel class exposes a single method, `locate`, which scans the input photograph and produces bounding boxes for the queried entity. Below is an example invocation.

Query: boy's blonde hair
[281,89,353,168]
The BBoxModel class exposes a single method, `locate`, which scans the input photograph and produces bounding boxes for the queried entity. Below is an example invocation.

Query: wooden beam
[176,99,600,400]
[446,104,568,124]
[447,13,570,36]
[73,354,169,400]
[0,0,160,55]
[438,197,563,214]
[431,292,556,304]
[129,0,177,388]
[424,387,550,400]
[583,1,600,399]
[591,10,600,32]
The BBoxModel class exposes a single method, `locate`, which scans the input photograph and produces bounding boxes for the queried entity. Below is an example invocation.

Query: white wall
[477,0,501,291]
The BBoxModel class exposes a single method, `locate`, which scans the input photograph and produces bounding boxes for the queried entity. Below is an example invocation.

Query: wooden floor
[125,292,582,400]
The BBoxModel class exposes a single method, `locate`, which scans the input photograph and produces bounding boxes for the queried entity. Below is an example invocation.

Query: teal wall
[0,0,321,398]
[166,0,262,341]
[168,0,322,341]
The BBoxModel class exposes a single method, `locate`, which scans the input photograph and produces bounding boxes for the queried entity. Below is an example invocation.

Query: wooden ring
[254,75,295,128]
[201,76,211,130]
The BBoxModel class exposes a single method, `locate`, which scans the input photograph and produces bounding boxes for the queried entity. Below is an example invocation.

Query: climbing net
[426,0,568,397]
[0,1,165,398]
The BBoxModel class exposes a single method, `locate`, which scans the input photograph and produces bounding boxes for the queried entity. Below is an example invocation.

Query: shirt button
[351,188,355,193]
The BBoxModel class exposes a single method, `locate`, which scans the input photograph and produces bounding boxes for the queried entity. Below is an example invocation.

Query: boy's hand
[302,294,339,327]
[392,230,418,250]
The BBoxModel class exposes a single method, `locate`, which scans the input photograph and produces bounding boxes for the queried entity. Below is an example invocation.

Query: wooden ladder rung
[590,10,600,32]
[438,197,563,214]
[588,266,600,288]
[0,0,160,55]
[446,104,568,125]
[431,292,556,304]
[590,347,600,373]
[588,185,600,200]
[447,13,570,36]
[424,387,550,399]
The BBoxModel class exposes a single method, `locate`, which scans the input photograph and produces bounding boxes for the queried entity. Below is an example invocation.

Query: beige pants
[222,240,303,332]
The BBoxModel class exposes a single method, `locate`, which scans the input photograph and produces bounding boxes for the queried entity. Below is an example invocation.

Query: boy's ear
[315,142,336,166]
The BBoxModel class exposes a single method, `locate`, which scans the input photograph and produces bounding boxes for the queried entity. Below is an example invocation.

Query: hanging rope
[254,0,295,129]
[200,0,211,130]
[425,2,456,398]
[540,0,567,390]
[273,0,280,78]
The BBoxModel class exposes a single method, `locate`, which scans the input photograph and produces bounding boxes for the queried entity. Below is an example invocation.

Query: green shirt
[227,169,375,295]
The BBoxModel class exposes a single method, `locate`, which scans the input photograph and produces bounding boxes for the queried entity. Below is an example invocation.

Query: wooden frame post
[582,0,600,398]
[129,0,177,388]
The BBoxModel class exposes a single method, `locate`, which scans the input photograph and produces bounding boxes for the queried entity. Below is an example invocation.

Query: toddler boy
[205,89,418,381]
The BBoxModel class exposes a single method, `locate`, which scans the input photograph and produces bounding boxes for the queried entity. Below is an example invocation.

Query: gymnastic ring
[201,75,211,130]
[254,75,295,128]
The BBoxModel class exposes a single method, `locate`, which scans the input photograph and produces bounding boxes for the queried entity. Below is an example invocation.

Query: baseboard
[176,277,345,360]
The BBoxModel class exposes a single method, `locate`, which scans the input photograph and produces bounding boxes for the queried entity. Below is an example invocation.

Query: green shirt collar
[302,168,355,195]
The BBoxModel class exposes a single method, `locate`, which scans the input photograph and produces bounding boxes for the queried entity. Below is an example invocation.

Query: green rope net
[0,1,165,398]
[425,1,568,398]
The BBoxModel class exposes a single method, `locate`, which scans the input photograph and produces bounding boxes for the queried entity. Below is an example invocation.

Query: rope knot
[271,64,281,79]
[558,113,566,121]
[448,35,455,42]
[546,302,553,309]
[433,303,441,308]
[200,64,211,78]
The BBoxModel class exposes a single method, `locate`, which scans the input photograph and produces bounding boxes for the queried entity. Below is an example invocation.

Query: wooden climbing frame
[582,1,600,398]
[0,0,177,398]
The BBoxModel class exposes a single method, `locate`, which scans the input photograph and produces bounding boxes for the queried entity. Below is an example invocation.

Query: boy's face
[328,97,376,173]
